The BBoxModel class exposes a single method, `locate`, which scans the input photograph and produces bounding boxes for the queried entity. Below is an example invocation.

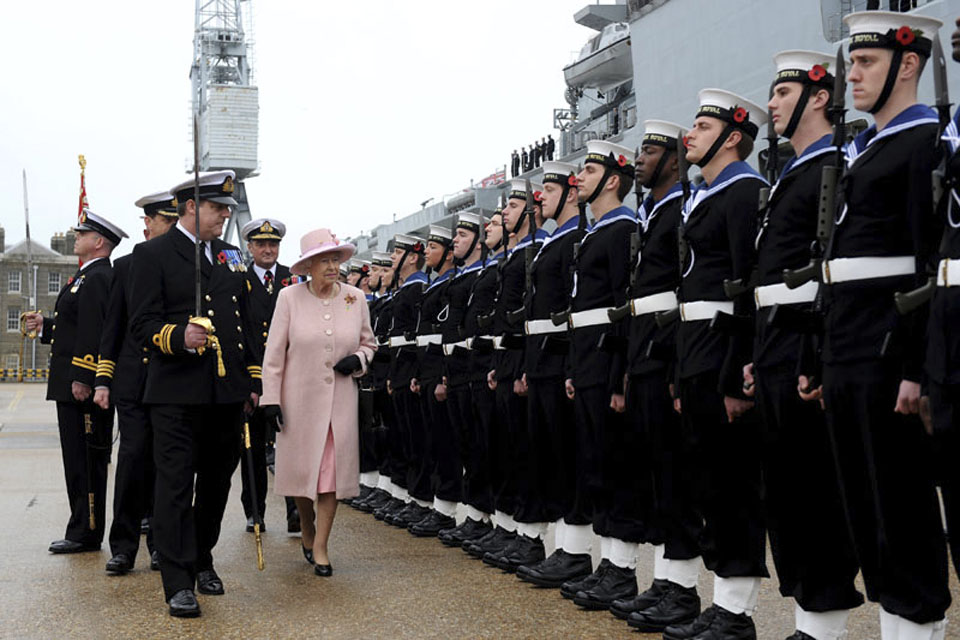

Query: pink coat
[260,282,376,499]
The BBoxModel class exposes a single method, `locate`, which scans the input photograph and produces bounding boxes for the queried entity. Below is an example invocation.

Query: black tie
[264,270,274,294]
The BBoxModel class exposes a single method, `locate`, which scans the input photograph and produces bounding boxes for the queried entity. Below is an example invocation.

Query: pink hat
[290,228,356,276]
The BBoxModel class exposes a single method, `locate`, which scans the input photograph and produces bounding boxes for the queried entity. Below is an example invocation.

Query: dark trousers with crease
[520,376,574,524]
[932,381,960,580]
[757,366,862,612]
[374,388,395,479]
[678,371,768,578]
[109,400,155,560]
[388,388,414,490]
[57,401,113,547]
[467,380,496,514]
[150,403,241,601]
[823,361,949,624]
[422,379,460,502]
[407,390,434,502]
[358,388,378,474]
[492,380,525,516]
[627,372,701,556]
[239,407,267,521]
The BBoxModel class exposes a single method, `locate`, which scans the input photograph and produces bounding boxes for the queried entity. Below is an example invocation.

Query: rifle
[895,33,952,314]
[506,178,540,324]
[552,178,588,326]
[477,196,507,330]
[609,147,645,323]
[783,46,846,290]
[657,134,691,328]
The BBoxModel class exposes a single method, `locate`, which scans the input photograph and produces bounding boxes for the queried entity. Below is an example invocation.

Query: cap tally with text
[242,218,286,242]
[371,251,393,267]
[427,224,453,246]
[696,88,768,140]
[394,234,426,254]
[135,190,179,219]
[507,178,531,201]
[171,170,238,207]
[773,50,835,89]
[74,208,129,246]
[541,161,579,187]
[584,140,636,177]
[457,212,484,233]
[642,120,686,148]
[349,259,371,276]
[844,10,942,57]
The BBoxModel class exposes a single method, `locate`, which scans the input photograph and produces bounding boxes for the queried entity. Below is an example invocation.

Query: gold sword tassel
[84,413,96,531]
[244,421,265,570]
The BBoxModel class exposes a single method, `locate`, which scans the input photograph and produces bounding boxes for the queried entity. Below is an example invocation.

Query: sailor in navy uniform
[93,192,177,575]
[446,212,505,548]
[468,181,548,566]
[512,162,590,585]
[744,52,863,640]
[376,234,428,523]
[436,213,488,542]
[406,225,459,536]
[557,140,638,610]
[666,89,771,640]
[25,210,128,556]
[128,170,263,618]
[606,122,702,631]
[932,14,960,593]
[353,251,396,512]
[237,217,302,534]
[812,12,949,639]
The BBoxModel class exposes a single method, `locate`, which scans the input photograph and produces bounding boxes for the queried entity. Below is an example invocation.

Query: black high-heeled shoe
[302,544,315,565]
[314,563,333,577]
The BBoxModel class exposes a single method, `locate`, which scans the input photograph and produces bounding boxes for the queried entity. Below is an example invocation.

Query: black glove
[333,354,362,376]
[263,405,284,442]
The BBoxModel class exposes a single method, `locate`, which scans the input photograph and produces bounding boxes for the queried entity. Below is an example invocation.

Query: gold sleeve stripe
[158,323,177,355]
[72,355,98,372]
[247,365,262,379]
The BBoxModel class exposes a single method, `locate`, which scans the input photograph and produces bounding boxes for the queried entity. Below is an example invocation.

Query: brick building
[0,225,79,380]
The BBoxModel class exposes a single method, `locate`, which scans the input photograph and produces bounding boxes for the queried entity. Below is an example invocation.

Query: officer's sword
[243,418,265,570]
[83,412,96,530]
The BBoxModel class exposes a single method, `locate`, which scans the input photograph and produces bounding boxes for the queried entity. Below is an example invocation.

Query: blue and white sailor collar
[942,107,960,156]
[778,134,833,181]
[845,103,938,168]
[426,267,454,291]
[540,216,581,249]
[638,184,683,232]
[456,257,485,277]
[400,271,429,289]
[582,205,636,242]
[683,161,767,222]
[509,228,549,256]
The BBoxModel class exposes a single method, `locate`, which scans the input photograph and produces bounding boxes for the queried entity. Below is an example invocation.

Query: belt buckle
[823,261,832,285]
[680,304,687,321]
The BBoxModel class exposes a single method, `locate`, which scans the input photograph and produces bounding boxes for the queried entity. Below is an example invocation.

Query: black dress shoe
[287,512,301,533]
[150,550,161,571]
[140,517,151,535]
[314,563,333,577]
[610,578,670,620]
[409,511,455,537]
[518,549,593,588]
[560,559,609,599]
[663,603,718,639]
[168,589,200,618]
[462,525,501,556]
[627,583,700,632]
[784,632,816,640]
[196,569,224,595]
[573,562,637,610]
[48,539,99,554]
[440,518,491,547]
[359,489,391,513]
[302,544,315,565]
[105,553,134,574]
[472,527,517,561]
[396,504,432,527]
[663,604,755,640]
[495,535,545,572]
[245,517,265,533]
[374,497,404,521]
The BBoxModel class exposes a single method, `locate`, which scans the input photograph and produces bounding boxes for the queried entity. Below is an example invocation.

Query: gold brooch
[344,293,357,306]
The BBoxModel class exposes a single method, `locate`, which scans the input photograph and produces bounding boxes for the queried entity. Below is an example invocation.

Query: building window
[7,307,20,332]
[4,354,19,370]
[8,271,21,293]
[48,272,61,294]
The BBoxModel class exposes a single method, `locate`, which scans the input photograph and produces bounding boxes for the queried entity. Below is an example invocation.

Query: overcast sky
[0,1,595,264]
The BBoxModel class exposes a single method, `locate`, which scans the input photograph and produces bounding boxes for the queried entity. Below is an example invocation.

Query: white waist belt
[629,291,678,317]
[680,300,734,322]
[754,281,818,308]
[822,256,914,285]
[493,336,505,350]
[938,259,960,287]
[388,336,416,348]
[442,340,470,355]
[415,334,442,347]
[525,319,568,335]
[569,307,615,329]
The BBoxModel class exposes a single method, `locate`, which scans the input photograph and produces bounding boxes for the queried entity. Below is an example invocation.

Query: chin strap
[869,49,904,115]
[695,123,735,169]
[781,84,815,139]
[550,182,575,221]
[586,166,614,204]
[643,147,675,189]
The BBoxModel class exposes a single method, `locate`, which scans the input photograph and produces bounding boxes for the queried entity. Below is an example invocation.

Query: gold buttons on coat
[205,295,211,302]
[262,331,268,337]
[232,296,237,302]
[207,310,215,317]
[238,343,244,350]
[51,324,56,331]
[54,312,58,317]
[262,321,268,327]
[237,325,242,333]
[236,310,241,317]
[142,358,149,364]
[143,347,148,352]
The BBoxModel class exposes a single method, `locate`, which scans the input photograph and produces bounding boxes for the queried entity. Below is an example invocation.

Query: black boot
[609,578,671,620]
[439,518,490,547]
[373,497,404,521]
[627,583,700,632]
[409,511,456,537]
[394,503,432,527]
[490,535,544,572]
[467,527,516,559]
[517,549,593,588]
[663,604,755,640]
[462,525,501,557]
[560,558,609,599]
[359,489,391,513]
[573,562,637,610]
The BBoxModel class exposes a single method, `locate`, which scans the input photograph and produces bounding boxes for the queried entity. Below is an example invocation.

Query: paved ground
[2,382,960,639]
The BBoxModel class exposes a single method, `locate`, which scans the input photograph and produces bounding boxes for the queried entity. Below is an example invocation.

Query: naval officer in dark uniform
[807,12,949,639]
[93,191,177,575]
[25,209,128,556]
[237,217,302,534]
[129,170,262,618]
[742,51,863,640]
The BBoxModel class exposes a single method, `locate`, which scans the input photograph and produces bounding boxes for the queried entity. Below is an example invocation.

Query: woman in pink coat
[260,228,375,577]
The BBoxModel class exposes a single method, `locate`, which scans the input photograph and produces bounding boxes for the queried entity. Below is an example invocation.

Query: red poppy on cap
[412,242,424,253]
[533,191,543,202]
[808,65,827,82]
[896,25,916,46]
[617,154,627,167]
[361,264,370,274]
[682,135,690,148]
[567,174,578,187]
[733,107,748,124]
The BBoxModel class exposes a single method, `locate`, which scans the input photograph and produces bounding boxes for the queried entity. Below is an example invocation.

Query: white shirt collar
[79,257,105,272]
[253,263,276,282]
[176,222,213,262]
